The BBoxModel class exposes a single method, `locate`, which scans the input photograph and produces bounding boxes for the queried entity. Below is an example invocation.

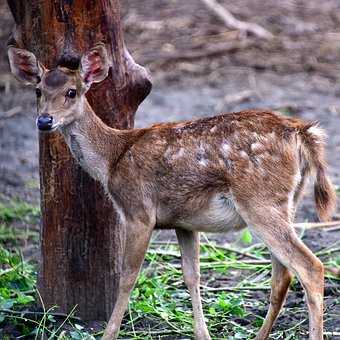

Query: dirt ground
[0,0,340,338]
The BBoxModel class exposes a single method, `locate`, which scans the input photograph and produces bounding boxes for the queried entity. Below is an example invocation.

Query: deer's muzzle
[37,114,53,131]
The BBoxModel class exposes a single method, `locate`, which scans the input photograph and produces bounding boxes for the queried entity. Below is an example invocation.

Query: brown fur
[9,46,336,340]
[105,110,335,227]
[44,69,69,89]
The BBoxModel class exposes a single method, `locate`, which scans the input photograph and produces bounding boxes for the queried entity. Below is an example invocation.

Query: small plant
[0,223,38,243]
[239,229,253,245]
[0,248,36,310]
[208,292,246,318]
[0,245,36,336]
[0,200,40,224]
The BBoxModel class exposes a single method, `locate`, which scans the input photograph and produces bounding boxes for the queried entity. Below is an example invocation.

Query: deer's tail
[299,123,336,221]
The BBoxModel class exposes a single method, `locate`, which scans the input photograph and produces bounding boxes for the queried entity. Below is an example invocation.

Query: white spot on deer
[267,132,276,140]
[258,151,270,161]
[308,125,326,142]
[239,150,248,159]
[173,148,185,160]
[232,131,240,140]
[218,159,226,168]
[198,142,206,152]
[175,126,185,134]
[164,147,172,159]
[251,142,264,153]
[199,158,209,167]
[210,126,217,133]
[220,143,231,156]
[294,169,302,187]
[165,147,186,162]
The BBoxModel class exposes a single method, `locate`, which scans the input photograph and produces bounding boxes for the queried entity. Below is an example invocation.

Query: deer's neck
[61,101,127,188]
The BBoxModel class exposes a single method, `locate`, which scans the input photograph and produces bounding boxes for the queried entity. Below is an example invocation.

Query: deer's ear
[8,47,43,85]
[80,44,110,85]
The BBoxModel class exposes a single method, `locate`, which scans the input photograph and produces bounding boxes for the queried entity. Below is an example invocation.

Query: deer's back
[107,110,306,230]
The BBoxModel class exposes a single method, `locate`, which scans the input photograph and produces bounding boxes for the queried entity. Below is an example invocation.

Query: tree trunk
[7,0,151,320]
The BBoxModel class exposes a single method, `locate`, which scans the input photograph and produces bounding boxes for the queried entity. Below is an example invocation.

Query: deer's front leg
[102,219,153,340]
[176,229,211,340]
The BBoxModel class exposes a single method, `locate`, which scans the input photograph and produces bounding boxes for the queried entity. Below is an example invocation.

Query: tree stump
[7,0,151,320]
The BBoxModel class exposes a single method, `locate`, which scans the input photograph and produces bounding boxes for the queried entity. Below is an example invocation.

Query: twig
[326,226,340,232]
[199,0,273,40]
[325,266,340,277]
[317,247,340,257]
[201,284,271,292]
[280,318,307,335]
[214,244,264,260]
[243,242,266,252]
[150,240,187,247]
[0,308,81,321]
[147,249,181,258]
[121,329,189,336]
[0,314,53,335]
[202,259,271,265]
[202,283,340,293]
[150,240,264,260]
[223,90,254,104]
[148,248,270,264]
[0,106,22,120]
[215,90,254,111]
[141,40,255,64]
[324,332,340,337]
[294,221,340,230]
[49,304,79,338]
[166,258,270,271]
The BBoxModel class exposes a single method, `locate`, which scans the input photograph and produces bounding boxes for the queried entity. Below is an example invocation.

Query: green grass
[0,199,39,249]
[0,223,38,243]
[120,240,268,339]
[0,246,36,310]
[0,200,40,224]
[0,199,339,339]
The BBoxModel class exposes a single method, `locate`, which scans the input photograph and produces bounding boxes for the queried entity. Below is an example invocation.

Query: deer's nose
[37,114,53,131]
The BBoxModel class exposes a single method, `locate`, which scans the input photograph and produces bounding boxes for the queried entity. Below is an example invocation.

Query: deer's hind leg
[236,202,324,340]
[255,255,293,340]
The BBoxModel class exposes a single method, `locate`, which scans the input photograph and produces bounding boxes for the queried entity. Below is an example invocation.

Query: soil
[0,0,339,339]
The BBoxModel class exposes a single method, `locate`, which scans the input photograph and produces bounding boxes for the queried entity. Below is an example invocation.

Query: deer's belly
[175,194,246,233]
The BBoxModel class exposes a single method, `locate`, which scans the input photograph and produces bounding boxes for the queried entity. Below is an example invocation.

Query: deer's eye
[66,89,77,99]
[36,88,42,98]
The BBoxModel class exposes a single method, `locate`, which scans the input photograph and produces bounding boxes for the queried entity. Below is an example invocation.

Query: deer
[8,44,336,340]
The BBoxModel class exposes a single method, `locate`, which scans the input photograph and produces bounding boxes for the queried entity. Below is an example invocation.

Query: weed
[239,229,253,245]
[0,223,38,243]
[0,247,36,310]
[0,200,40,224]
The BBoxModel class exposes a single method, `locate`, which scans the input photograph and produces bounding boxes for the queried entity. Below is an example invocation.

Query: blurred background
[0,0,339,338]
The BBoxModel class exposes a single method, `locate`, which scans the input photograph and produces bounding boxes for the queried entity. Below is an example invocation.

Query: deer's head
[8,44,110,132]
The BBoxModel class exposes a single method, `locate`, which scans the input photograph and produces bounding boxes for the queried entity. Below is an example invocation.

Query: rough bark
[7,0,151,320]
